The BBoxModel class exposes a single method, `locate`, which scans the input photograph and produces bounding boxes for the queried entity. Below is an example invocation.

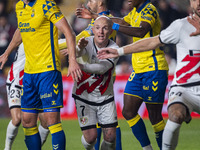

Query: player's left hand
[78,37,88,50]
[67,59,82,82]
[97,48,119,59]
[187,13,200,36]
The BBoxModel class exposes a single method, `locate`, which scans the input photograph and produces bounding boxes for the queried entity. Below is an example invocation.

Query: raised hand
[76,5,93,19]
[78,37,88,50]
[187,14,200,36]
[97,48,119,59]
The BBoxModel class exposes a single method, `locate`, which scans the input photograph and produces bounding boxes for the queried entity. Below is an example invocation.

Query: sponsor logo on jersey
[143,86,149,90]
[40,92,52,99]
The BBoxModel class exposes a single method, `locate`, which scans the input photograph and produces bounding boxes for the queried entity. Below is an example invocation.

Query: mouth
[98,35,105,40]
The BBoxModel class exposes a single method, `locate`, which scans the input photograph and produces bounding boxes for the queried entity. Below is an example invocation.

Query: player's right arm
[0,29,22,69]
[98,35,163,59]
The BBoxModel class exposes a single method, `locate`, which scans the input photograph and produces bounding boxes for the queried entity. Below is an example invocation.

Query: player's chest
[17,7,45,30]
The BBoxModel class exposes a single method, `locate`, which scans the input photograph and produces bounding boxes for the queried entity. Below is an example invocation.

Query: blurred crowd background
[0,0,191,116]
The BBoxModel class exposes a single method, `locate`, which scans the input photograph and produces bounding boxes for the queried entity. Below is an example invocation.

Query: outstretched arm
[187,13,200,36]
[0,29,22,69]
[55,18,82,81]
[98,36,163,59]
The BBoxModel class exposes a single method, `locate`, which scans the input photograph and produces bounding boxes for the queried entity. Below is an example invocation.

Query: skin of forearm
[123,36,163,54]
[110,17,129,26]
[5,29,22,56]
[118,25,147,37]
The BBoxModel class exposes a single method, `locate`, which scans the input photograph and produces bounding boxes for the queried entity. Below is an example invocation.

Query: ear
[98,0,103,7]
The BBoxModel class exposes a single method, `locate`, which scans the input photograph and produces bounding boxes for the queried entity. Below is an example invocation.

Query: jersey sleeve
[42,0,64,24]
[123,11,132,24]
[159,19,182,44]
[140,4,157,28]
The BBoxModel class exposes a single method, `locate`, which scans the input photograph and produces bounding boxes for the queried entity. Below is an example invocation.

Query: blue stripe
[137,0,150,13]
[150,29,158,70]
[99,11,110,15]
[50,22,56,70]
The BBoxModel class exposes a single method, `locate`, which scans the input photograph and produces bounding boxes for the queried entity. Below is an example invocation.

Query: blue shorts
[124,70,168,104]
[21,70,63,113]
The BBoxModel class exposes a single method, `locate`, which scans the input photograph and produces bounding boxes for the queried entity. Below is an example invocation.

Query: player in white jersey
[97,1,200,149]
[4,43,50,150]
[73,16,118,150]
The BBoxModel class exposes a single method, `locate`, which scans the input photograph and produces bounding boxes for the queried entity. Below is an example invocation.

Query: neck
[95,40,109,48]
[24,0,31,4]
[136,0,146,10]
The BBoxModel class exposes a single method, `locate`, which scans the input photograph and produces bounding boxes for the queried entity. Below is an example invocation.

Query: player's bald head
[94,16,112,29]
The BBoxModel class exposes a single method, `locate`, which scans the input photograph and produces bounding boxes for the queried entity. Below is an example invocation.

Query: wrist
[112,23,120,31]
[117,47,124,56]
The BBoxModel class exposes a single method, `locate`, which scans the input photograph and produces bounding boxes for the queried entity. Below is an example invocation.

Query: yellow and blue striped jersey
[124,0,168,73]
[16,0,64,74]
[59,11,117,50]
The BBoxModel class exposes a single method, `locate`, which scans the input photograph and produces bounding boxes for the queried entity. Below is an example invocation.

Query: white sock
[143,144,153,150]
[38,124,49,146]
[162,120,181,150]
[100,140,116,150]
[4,120,19,150]
[81,135,96,150]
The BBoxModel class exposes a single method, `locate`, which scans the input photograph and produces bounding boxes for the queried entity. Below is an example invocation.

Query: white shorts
[168,86,200,115]
[6,82,22,109]
[75,99,118,130]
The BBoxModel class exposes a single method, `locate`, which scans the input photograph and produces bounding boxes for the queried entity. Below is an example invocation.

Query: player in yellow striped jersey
[60,1,122,150]
[76,0,168,150]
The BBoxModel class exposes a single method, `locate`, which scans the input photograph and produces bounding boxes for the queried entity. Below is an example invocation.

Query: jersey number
[10,89,21,99]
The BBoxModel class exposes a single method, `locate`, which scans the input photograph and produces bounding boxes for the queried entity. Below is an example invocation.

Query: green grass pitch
[0,118,200,150]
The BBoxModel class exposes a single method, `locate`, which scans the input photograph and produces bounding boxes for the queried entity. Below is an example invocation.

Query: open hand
[76,5,93,19]
[187,14,200,36]
[78,37,88,50]
[97,48,119,59]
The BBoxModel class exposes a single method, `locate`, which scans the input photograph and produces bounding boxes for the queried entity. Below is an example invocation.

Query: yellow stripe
[152,120,165,132]
[23,126,38,136]
[96,123,101,128]
[127,114,141,127]
[49,123,63,134]
[124,93,143,99]
[116,125,120,128]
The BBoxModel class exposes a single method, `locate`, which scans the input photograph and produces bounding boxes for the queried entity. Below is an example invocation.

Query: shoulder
[108,40,119,49]
[16,0,24,11]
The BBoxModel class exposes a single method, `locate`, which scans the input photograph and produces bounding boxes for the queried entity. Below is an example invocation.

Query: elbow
[98,69,107,75]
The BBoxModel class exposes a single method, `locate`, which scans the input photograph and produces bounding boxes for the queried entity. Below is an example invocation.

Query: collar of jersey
[137,0,150,13]
[98,11,110,15]
[22,0,36,8]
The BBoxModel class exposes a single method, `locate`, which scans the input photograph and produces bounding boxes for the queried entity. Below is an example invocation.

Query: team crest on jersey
[80,116,88,125]
[31,9,35,17]
[11,99,20,104]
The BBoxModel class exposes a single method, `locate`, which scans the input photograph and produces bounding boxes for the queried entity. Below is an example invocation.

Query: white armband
[117,47,124,56]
